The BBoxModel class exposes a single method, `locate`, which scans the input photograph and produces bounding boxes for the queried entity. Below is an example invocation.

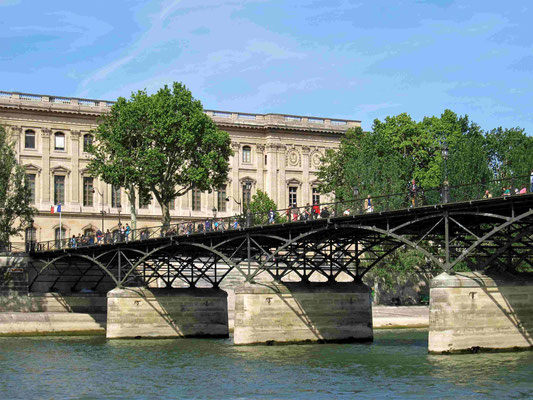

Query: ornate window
[83,134,93,152]
[26,174,36,204]
[111,185,121,208]
[54,175,65,205]
[24,130,35,149]
[54,132,65,150]
[312,188,320,205]
[83,177,94,206]
[242,181,252,209]
[83,228,95,237]
[242,146,251,163]
[192,186,201,211]
[289,186,297,207]
[217,185,227,212]
[54,227,66,247]
[25,227,36,243]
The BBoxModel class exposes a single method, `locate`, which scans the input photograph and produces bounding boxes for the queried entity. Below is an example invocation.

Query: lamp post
[212,207,217,219]
[225,196,242,214]
[117,203,122,227]
[92,187,106,233]
[442,143,449,204]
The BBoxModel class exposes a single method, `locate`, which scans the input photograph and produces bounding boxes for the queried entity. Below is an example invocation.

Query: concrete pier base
[429,272,533,354]
[234,282,373,345]
[106,287,229,339]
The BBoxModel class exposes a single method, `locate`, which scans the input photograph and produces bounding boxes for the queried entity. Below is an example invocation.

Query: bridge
[21,180,533,352]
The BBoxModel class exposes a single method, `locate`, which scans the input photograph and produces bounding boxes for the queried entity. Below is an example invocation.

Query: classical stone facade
[0,91,360,244]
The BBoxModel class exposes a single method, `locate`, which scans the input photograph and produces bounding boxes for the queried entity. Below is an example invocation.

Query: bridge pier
[234,281,373,345]
[429,272,533,354]
[106,287,229,339]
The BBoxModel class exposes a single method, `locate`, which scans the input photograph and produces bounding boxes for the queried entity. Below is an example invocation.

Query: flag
[51,204,61,214]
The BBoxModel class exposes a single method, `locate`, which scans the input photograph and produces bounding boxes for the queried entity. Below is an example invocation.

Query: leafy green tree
[88,95,150,230]
[485,127,533,189]
[0,126,35,248]
[90,82,233,227]
[247,189,280,224]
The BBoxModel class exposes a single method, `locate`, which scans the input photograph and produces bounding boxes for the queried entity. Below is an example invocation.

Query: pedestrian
[124,223,131,242]
[483,190,492,199]
[343,208,350,216]
[96,229,103,244]
[285,208,291,222]
[105,229,111,244]
[291,204,298,222]
[519,185,527,195]
[408,179,418,207]
[364,195,373,213]
[312,202,320,220]
[320,206,330,219]
[502,187,511,197]
[268,209,275,224]
[70,235,76,249]
[530,169,533,193]
[232,219,239,230]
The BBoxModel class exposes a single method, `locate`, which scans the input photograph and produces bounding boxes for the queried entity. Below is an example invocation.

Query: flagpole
[59,204,62,249]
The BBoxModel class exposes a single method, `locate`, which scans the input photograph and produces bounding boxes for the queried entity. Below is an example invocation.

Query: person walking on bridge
[530,169,533,193]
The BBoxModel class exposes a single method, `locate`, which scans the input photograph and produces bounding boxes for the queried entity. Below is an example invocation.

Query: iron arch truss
[28,195,533,291]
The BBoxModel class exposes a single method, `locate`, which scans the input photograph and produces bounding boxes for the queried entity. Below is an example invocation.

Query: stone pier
[234,281,373,345]
[106,287,229,339]
[429,272,533,354]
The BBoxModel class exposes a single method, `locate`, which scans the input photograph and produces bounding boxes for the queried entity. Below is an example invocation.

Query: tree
[485,127,533,188]
[90,82,233,227]
[0,126,35,248]
[88,95,150,231]
[247,189,280,224]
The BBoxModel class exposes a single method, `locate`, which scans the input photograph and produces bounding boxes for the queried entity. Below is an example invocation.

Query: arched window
[242,146,251,163]
[24,130,35,149]
[83,134,93,152]
[54,132,65,151]
[25,227,37,251]
[54,227,66,248]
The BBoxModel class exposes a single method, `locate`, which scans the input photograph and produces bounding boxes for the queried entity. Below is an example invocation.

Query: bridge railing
[32,174,532,252]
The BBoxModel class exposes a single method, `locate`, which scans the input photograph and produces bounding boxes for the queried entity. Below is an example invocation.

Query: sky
[1,0,532,133]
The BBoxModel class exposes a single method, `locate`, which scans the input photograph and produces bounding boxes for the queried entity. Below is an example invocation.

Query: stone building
[0,91,360,245]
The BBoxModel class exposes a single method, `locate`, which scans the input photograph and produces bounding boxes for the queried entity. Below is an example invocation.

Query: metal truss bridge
[27,193,533,293]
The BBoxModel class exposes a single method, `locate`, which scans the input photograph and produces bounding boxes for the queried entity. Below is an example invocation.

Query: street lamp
[92,187,106,233]
[117,203,122,227]
[442,143,449,204]
[353,185,359,199]
[212,207,217,219]
[225,196,242,214]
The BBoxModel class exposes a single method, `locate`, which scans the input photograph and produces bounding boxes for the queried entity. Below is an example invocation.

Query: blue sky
[1,0,532,133]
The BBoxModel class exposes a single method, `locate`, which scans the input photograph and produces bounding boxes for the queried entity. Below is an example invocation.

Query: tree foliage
[247,189,281,224]
[318,110,532,292]
[0,126,35,247]
[90,82,233,226]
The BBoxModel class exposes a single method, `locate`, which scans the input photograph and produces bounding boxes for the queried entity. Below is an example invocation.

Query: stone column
[230,142,240,214]
[301,146,310,205]
[256,144,265,191]
[234,281,373,345]
[10,126,22,162]
[71,131,80,204]
[106,287,229,339]
[265,144,277,206]
[429,272,533,354]
[277,145,287,208]
[41,129,51,204]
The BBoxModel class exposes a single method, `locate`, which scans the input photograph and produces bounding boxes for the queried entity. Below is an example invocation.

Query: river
[0,329,531,399]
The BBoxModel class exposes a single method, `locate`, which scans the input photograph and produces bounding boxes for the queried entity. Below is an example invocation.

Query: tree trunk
[161,202,171,229]
[126,186,137,232]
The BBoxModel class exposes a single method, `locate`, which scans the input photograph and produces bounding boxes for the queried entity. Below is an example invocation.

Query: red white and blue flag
[51,204,62,214]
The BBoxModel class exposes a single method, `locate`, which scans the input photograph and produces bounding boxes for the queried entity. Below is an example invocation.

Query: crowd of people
[59,172,533,249]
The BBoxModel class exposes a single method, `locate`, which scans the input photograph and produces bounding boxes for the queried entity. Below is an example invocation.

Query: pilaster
[41,129,51,203]
[71,130,80,204]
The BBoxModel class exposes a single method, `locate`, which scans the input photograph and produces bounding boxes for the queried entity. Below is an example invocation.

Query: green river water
[0,329,531,399]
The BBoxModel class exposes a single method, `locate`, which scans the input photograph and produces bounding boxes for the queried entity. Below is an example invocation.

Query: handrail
[31,174,533,252]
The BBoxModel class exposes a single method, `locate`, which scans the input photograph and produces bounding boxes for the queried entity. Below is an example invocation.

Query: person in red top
[312,202,320,220]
